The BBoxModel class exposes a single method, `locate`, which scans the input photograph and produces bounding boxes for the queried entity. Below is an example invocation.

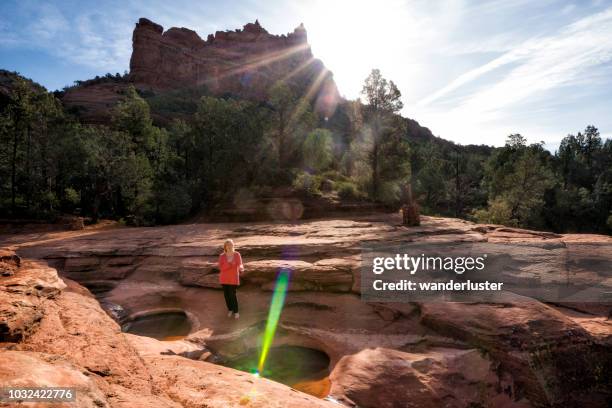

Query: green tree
[551,126,610,232]
[78,126,133,221]
[578,125,602,179]
[414,142,446,212]
[191,96,264,209]
[479,139,555,227]
[0,77,68,217]
[112,86,156,154]
[108,86,172,223]
[268,82,316,171]
[378,119,411,206]
[151,120,193,223]
[503,148,555,226]
[302,128,333,171]
[359,69,407,201]
[3,78,34,214]
[448,149,488,217]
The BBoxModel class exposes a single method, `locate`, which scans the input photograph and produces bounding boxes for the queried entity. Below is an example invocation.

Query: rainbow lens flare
[257,269,290,374]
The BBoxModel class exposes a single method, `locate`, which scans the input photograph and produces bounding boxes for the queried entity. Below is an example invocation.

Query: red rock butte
[130,17,338,99]
[63,18,341,122]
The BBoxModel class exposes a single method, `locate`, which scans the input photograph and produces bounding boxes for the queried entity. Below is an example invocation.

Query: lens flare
[257,269,290,374]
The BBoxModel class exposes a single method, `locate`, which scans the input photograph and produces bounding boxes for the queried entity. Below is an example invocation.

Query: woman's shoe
[234,313,240,319]
[227,311,233,317]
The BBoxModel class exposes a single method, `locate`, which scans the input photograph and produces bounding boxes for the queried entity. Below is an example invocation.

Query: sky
[1,0,611,150]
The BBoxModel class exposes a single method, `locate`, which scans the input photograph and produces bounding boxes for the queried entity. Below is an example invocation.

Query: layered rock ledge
[1,214,611,407]
[0,247,336,407]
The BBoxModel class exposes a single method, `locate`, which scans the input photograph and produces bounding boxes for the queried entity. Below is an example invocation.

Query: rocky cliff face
[130,18,338,108]
[62,18,340,123]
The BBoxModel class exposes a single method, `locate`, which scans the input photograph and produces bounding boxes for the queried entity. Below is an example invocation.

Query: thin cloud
[561,4,577,14]
[419,7,612,112]
[1,3,132,73]
[65,13,133,70]
[28,4,68,40]
[412,6,612,146]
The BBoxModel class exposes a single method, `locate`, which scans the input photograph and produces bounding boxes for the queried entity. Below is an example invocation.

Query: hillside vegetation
[0,69,610,233]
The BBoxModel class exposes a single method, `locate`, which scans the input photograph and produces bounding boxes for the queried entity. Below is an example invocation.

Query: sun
[299,0,412,99]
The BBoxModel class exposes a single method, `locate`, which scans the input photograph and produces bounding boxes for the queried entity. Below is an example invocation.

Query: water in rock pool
[222,345,331,398]
[122,312,191,341]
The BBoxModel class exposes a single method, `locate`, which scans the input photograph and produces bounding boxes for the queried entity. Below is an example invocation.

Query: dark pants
[222,284,239,313]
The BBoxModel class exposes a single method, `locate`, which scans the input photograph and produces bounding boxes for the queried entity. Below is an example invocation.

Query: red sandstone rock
[61,82,129,124]
[0,248,339,407]
[179,270,222,288]
[418,293,611,407]
[0,259,65,342]
[2,216,611,407]
[63,18,341,123]
[130,18,339,110]
[0,251,19,276]
[179,16,327,104]
[0,350,110,407]
[143,354,335,408]
[330,347,528,408]
[244,259,354,291]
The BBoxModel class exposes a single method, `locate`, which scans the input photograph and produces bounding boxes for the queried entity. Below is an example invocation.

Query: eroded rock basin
[3,214,611,407]
[122,310,192,341]
[117,303,333,398]
[222,345,331,398]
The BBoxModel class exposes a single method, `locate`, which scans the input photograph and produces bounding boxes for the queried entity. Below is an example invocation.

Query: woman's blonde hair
[223,239,235,253]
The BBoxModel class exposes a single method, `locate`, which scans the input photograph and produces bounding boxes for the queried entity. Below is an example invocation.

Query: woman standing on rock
[219,239,244,319]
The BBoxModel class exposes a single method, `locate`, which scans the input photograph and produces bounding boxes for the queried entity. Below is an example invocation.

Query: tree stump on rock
[401,184,420,226]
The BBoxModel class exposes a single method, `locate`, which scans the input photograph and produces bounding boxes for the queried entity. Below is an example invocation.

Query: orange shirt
[218,252,242,285]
